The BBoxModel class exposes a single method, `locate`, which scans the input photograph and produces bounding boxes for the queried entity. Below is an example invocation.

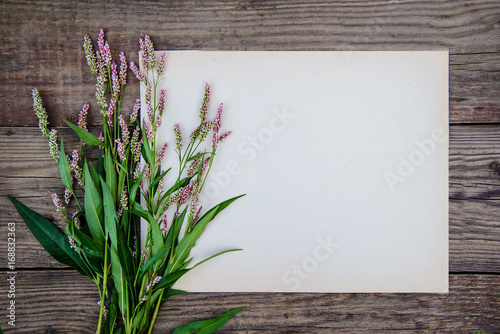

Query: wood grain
[1,0,500,125]
[1,126,500,272]
[0,270,497,333]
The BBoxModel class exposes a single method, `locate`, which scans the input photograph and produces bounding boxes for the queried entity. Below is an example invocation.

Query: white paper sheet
[141,51,449,293]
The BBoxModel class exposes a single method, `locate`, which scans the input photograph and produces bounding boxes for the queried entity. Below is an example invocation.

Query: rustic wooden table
[1,1,499,333]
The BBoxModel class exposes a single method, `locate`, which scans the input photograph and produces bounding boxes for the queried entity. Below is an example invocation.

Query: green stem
[147,289,164,334]
[96,239,109,334]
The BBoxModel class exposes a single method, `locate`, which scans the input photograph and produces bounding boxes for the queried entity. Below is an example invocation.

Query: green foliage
[13,30,245,334]
[172,307,246,334]
[8,196,91,277]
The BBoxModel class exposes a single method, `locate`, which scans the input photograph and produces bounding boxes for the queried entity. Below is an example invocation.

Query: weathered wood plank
[1,0,499,125]
[0,271,497,333]
[3,125,500,199]
[1,126,500,272]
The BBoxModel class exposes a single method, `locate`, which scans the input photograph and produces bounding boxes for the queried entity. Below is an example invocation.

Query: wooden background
[1,0,499,332]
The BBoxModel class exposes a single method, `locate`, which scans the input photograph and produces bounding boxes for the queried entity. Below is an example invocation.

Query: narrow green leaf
[110,245,128,317]
[150,168,171,190]
[63,118,105,146]
[104,150,117,203]
[167,209,216,273]
[83,163,105,255]
[137,246,170,283]
[129,176,143,208]
[58,139,72,190]
[186,152,210,162]
[168,194,244,273]
[167,289,189,297]
[141,132,153,166]
[130,203,156,226]
[172,307,246,334]
[116,227,135,284]
[74,229,104,276]
[8,196,90,277]
[153,269,190,291]
[150,214,164,256]
[100,176,118,249]
[89,160,100,191]
[97,151,104,178]
[131,306,146,328]
[192,249,243,269]
[115,160,128,174]
[196,194,246,226]
[103,289,119,334]
[160,288,189,305]
[165,207,188,251]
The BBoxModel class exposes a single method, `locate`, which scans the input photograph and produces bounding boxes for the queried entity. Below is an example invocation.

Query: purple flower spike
[115,139,126,162]
[199,83,210,122]
[130,61,146,82]
[51,193,65,212]
[119,52,127,85]
[139,38,147,70]
[78,103,89,131]
[118,115,129,145]
[218,131,232,143]
[157,51,167,76]
[83,35,97,75]
[130,98,141,123]
[158,89,166,115]
[111,61,120,98]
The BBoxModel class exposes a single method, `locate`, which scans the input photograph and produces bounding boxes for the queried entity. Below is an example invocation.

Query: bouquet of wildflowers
[9,29,244,334]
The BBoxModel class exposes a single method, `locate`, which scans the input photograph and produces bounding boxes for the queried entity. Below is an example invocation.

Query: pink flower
[51,193,64,212]
[155,142,168,166]
[157,51,167,76]
[130,98,140,123]
[199,83,210,122]
[78,103,89,131]
[130,61,146,82]
[119,52,127,85]
[157,89,166,116]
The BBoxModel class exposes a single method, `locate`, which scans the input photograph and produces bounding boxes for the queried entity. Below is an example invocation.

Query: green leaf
[168,194,244,273]
[84,163,105,255]
[131,306,147,328]
[172,307,246,334]
[186,151,210,162]
[104,150,117,203]
[136,246,170,284]
[58,139,73,190]
[196,194,246,226]
[103,289,119,334]
[160,288,189,305]
[110,245,128,317]
[150,168,171,190]
[165,207,188,251]
[150,214,164,256]
[141,130,153,166]
[116,227,135,284]
[8,196,90,277]
[167,209,216,273]
[129,177,142,207]
[100,176,118,249]
[130,203,156,227]
[74,229,104,276]
[63,118,105,146]
[153,269,190,291]
[97,151,104,179]
[192,249,243,269]
[167,289,189,297]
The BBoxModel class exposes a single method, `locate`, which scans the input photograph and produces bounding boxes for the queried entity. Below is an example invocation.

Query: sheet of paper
[141,51,449,293]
